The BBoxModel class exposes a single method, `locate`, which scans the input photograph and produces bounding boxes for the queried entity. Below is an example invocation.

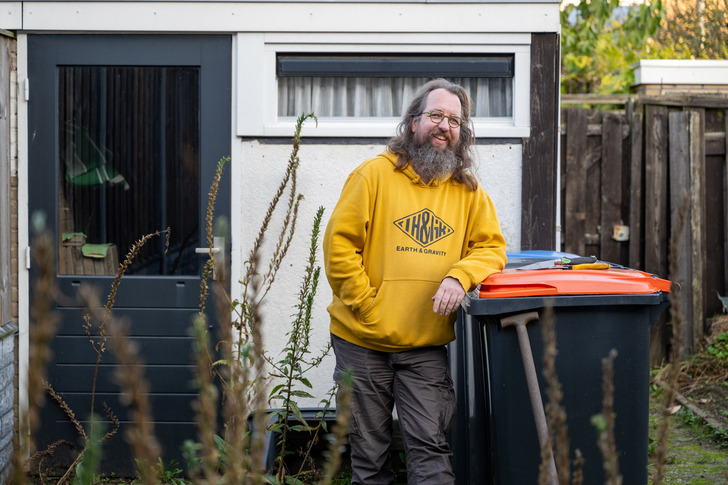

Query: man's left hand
[432,277,465,316]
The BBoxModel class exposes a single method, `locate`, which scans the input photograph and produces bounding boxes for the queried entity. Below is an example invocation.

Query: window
[58,66,201,275]
[235,34,531,137]
[276,54,514,118]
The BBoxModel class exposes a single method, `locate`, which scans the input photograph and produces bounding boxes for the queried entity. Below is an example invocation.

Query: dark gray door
[28,34,231,475]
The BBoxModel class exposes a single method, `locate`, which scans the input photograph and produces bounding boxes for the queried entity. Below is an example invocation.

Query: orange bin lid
[479,268,672,299]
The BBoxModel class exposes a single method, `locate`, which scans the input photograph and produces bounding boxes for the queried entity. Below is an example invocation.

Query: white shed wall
[234,140,521,405]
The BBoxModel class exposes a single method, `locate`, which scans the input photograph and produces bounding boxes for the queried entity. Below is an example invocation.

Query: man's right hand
[432,277,465,316]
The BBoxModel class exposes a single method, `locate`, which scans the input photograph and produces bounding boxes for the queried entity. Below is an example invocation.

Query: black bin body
[450,291,668,485]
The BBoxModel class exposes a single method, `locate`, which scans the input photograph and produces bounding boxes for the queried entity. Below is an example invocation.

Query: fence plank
[600,112,624,263]
[703,110,726,324]
[644,104,670,364]
[668,110,694,354]
[644,105,669,278]
[585,110,603,256]
[564,108,589,256]
[629,107,643,270]
[688,109,706,346]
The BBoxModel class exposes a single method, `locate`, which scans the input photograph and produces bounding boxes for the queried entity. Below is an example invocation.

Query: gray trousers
[331,334,456,485]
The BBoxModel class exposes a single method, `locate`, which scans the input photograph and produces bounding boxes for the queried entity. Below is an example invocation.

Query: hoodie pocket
[354,279,454,348]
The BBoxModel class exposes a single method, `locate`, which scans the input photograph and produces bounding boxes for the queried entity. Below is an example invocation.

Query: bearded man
[323,78,507,484]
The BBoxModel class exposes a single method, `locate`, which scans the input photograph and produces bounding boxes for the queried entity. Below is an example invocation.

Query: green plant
[653,0,728,59]
[70,416,105,485]
[707,333,728,362]
[131,458,188,485]
[181,112,349,485]
[154,458,188,485]
[561,0,665,94]
[267,205,330,483]
[677,407,728,449]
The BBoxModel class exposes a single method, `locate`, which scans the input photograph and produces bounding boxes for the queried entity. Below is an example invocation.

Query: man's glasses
[422,110,463,129]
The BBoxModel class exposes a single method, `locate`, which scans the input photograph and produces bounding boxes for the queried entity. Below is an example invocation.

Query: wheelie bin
[450,260,671,485]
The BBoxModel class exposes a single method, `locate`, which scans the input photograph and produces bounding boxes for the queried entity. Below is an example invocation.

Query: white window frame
[236,33,531,138]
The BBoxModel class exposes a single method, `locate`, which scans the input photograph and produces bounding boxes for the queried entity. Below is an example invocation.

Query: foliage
[561,0,665,94]
[70,417,105,485]
[128,458,187,485]
[653,0,728,59]
[561,0,728,95]
[706,332,728,362]
[677,407,728,449]
[266,205,332,483]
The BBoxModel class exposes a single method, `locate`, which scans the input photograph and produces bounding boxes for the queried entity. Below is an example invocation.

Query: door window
[58,66,200,276]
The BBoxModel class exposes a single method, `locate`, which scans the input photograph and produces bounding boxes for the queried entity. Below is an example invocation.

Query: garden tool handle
[501,311,558,485]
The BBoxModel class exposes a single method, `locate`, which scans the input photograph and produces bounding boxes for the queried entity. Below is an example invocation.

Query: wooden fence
[560,96,728,364]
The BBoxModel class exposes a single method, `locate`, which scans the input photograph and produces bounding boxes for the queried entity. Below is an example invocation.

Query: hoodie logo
[394,209,454,248]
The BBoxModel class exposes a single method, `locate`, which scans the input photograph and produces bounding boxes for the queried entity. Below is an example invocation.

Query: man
[323,78,507,484]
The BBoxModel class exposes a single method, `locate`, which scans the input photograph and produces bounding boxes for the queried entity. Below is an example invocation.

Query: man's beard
[408,135,460,182]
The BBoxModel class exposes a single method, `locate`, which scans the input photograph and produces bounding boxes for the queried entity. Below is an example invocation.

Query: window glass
[58,66,200,276]
[276,55,514,118]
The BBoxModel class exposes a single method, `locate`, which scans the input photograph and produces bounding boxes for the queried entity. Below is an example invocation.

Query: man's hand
[432,277,466,316]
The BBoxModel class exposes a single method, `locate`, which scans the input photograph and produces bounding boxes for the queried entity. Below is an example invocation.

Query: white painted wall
[233,140,522,405]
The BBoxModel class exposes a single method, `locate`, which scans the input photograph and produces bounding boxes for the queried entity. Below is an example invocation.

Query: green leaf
[289,401,309,428]
[269,384,286,398]
[591,413,608,434]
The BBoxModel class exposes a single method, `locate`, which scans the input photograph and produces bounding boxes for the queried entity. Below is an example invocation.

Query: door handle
[195,236,225,280]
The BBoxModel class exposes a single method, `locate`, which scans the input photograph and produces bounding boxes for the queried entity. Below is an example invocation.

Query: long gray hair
[387,78,477,191]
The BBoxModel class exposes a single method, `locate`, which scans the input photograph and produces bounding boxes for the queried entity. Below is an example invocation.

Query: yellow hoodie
[324,151,507,352]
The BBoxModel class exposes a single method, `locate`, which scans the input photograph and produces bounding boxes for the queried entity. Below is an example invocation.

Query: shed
[1,0,561,476]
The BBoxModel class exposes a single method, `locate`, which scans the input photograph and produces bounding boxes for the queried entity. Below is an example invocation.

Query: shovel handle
[501,312,559,485]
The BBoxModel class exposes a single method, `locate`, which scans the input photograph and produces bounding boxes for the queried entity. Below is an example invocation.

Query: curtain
[277,76,513,118]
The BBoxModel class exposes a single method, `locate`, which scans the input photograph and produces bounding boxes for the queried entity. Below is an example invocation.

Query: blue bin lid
[507,250,580,260]
[506,250,581,269]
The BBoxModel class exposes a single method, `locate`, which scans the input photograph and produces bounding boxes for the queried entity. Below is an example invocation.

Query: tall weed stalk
[319,371,353,485]
[11,220,58,485]
[652,195,689,485]
[266,206,330,483]
[540,302,572,485]
[192,156,228,483]
[593,349,622,485]
[187,113,340,484]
